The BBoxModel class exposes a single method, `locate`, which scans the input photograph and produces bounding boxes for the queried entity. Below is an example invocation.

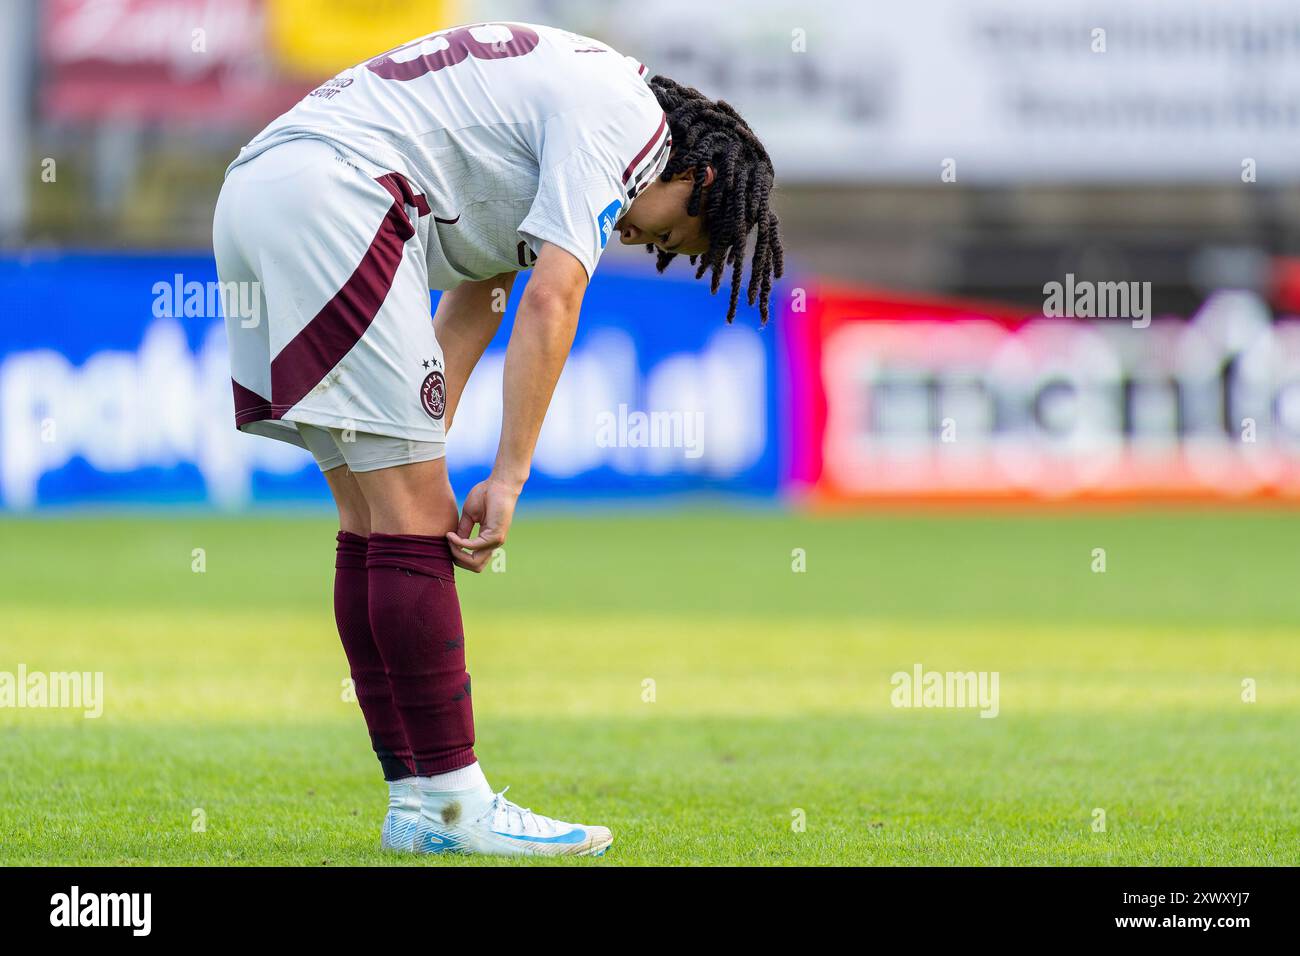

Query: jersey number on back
[365,23,539,81]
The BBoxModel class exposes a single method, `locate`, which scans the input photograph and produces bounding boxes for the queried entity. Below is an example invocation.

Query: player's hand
[447,475,521,572]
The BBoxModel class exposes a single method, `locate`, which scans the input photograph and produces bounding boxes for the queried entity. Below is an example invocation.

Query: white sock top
[417,760,489,794]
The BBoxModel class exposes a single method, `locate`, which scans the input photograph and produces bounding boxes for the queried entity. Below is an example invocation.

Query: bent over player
[213,21,782,857]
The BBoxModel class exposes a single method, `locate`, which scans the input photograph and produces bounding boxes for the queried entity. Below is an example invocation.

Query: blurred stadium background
[2,1,1298,865]
[8,0,1300,506]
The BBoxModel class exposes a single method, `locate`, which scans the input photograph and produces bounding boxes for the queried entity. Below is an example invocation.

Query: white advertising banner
[483,0,1300,182]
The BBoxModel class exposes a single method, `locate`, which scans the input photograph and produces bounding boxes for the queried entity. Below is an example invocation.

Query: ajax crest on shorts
[421,370,447,421]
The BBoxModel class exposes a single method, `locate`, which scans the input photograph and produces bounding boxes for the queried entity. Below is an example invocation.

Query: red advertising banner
[782,282,1300,503]
[41,0,303,123]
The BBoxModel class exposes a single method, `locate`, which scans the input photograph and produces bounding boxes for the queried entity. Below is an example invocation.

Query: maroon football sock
[366,533,476,775]
[334,532,414,781]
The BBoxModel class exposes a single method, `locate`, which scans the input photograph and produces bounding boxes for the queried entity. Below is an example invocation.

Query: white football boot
[379,779,422,852]
[414,786,613,857]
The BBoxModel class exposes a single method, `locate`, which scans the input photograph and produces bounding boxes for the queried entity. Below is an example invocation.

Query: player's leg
[295,426,422,850]
[216,139,465,848]
[217,146,421,831]
[345,448,612,856]
[348,454,483,800]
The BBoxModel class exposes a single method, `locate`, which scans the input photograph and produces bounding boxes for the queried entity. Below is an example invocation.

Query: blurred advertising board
[0,254,779,510]
[783,284,1300,502]
[40,0,302,122]
[485,0,1300,182]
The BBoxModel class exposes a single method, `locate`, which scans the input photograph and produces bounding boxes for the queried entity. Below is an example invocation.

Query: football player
[213,21,782,856]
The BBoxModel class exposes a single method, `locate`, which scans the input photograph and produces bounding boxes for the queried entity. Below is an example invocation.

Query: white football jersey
[228,22,671,287]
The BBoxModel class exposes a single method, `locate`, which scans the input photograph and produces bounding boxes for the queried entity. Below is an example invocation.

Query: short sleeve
[517,148,624,281]
[518,92,670,280]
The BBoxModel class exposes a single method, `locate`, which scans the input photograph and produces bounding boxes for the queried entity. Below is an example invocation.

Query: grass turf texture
[1,508,1297,866]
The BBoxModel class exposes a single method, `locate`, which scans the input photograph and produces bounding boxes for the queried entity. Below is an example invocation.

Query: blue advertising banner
[0,253,780,509]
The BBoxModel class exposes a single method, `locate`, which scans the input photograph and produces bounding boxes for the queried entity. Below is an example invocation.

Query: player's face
[617,168,713,257]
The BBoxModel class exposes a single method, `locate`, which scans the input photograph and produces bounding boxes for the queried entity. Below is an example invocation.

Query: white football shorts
[213,136,448,465]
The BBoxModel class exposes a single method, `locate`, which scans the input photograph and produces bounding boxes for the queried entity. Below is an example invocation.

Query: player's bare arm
[433,271,515,432]
[448,244,586,572]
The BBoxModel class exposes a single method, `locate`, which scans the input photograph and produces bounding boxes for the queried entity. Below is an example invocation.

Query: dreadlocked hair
[646,75,784,324]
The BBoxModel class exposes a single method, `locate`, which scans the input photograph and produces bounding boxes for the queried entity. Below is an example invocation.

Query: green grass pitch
[1,507,1297,865]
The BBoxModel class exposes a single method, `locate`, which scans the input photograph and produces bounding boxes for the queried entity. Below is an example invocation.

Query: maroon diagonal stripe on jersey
[622,113,669,185]
[269,176,419,415]
[376,172,431,217]
[232,378,272,426]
